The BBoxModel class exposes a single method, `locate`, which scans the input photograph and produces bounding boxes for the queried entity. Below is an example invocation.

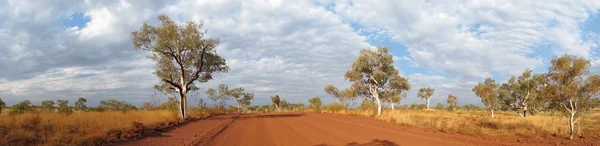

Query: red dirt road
[122,113,584,146]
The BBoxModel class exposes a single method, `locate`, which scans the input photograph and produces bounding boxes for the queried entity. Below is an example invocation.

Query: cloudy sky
[1,0,600,107]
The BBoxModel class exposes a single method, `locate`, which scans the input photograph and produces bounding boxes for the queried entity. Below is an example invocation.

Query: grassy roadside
[322,109,600,140]
[0,109,220,146]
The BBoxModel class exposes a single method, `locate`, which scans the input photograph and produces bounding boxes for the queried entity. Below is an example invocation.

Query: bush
[408,103,427,110]
[98,99,137,112]
[57,100,72,114]
[323,103,345,112]
[435,103,445,110]
[10,100,36,115]
[462,104,484,111]
[308,97,322,112]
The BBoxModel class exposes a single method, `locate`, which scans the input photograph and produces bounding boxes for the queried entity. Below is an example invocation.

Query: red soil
[122,112,599,146]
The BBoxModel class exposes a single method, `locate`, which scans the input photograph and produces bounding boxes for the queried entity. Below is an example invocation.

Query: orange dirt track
[122,112,588,146]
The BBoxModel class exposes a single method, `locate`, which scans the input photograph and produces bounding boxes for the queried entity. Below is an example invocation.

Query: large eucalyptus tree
[344,46,411,116]
[131,15,229,119]
[545,54,600,140]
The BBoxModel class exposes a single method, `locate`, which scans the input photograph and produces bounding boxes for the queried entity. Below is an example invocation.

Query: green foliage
[462,104,484,111]
[408,103,427,110]
[0,97,5,114]
[308,97,322,112]
[74,97,87,112]
[10,100,36,115]
[40,100,55,112]
[323,103,345,112]
[447,94,458,111]
[98,99,137,112]
[418,87,435,109]
[473,78,499,113]
[324,85,357,108]
[435,103,445,110]
[57,100,72,114]
[270,95,281,111]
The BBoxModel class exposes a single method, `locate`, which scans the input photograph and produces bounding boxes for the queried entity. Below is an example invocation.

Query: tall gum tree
[418,87,435,109]
[507,69,547,117]
[545,54,600,140]
[131,15,229,119]
[344,46,411,116]
[473,78,499,118]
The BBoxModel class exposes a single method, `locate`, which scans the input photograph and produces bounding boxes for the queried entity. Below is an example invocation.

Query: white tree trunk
[426,98,431,109]
[569,109,575,140]
[374,95,382,116]
[491,109,495,118]
[391,103,395,110]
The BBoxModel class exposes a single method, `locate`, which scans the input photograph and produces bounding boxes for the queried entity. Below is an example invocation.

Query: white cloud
[332,0,600,79]
[0,0,370,106]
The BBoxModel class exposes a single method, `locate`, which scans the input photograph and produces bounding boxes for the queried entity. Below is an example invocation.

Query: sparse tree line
[317,46,600,140]
[0,97,141,115]
[472,55,600,139]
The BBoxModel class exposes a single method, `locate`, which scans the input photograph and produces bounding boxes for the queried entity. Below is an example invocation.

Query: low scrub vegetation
[0,96,227,145]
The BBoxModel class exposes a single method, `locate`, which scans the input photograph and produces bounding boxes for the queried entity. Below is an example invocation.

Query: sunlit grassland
[0,109,214,146]
[323,109,600,140]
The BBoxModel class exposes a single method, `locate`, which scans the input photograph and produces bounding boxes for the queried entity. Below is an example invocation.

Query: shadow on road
[204,113,305,120]
[239,113,304,119]
[315,139,398,146]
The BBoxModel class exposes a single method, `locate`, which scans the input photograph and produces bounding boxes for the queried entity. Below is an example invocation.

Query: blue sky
[1,0,600,108]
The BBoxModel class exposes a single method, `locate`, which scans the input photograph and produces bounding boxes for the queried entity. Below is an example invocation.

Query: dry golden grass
[0,109,212,146]
[325,109,600,140]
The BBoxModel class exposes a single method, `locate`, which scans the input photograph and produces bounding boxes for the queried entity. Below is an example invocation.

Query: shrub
[10,100,36,115]
[308,97,322,112]
[57,100,72,114]
[40,100,55,112]
[98,99,137,112]
[323,103,346,112]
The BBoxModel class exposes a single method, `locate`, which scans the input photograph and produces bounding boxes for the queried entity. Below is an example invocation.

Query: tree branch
[186,44,210,87]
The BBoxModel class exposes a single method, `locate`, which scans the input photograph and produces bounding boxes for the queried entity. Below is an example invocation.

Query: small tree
[308,97,322,112]
[228,87,254,113]
[435,103,445,110]
[131,14,229,119]
[418,87,435,109]
[74,97,88,112]
[10,100,35,115]
[506,69,547,117]
[41,100,55,112]
[57,100,72,114]
[447,94,457,111]
[206,84,237,109]
[198,98,207,108]
[270,95,281,111]
[472,78,499,118]
[344,47,411,116]
[545,54,600,140]
[0,97,5,114]
[324,85,357,109]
